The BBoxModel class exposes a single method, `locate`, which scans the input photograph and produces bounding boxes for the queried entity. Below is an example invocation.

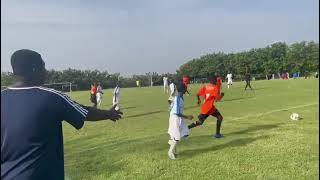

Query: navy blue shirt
[1,86,88,180]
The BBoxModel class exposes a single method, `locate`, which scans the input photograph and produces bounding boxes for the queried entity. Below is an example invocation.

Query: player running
[226,73,233,89]
[188,75,225,138]
[168,80,193,160]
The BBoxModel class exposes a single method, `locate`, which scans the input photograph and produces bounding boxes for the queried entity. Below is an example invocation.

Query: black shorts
[198,109,222,121]
[90,94,97,104]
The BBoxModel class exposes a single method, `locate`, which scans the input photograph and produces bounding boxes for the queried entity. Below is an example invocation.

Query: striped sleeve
[39,87,87,129]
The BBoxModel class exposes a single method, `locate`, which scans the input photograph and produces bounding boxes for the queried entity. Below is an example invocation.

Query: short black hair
[11,49,45,77]
[175,80,187,94]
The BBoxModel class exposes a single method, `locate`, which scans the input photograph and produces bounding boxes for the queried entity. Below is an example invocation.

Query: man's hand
[108,104,123,122]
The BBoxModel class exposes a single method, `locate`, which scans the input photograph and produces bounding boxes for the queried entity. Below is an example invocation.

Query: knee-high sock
[216,119,222,134]
[169,140,178,153]
[188,120,203,129]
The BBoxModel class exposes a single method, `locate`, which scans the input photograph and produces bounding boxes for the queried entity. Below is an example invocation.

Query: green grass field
[63,79,319,180]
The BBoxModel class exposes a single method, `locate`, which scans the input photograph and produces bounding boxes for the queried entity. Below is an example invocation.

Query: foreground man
[1,49,123,180]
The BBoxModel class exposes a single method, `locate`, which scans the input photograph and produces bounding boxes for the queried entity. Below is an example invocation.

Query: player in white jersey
[168,80,177,105]
[163,76,169,93]
[167,80,193,160]
[226,73,233,89]
[96,83,104,106]
[112,83,121,111]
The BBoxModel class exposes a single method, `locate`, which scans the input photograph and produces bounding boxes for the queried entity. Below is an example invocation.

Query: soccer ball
[290,113,300,121]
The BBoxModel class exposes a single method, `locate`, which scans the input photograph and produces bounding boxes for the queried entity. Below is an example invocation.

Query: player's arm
[82,105,123,122]
[196,86,205,105]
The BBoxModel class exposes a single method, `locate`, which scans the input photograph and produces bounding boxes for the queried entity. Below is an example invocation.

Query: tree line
[1,41,318,90]
[177,41,319,81]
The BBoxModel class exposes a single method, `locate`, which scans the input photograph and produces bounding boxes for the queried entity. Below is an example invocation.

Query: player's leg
[248,81,253,90]
[245,81,249,90]
[211,109,224,138]
[188,114,209,129]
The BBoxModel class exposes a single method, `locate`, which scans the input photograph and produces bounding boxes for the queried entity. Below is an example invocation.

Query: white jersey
[96,85,103,106]
[97,85,103,93]
[163,77,168,86]
[168,96,189,140]
[227,73,233,84]
[227,73,232,80]
[113,86,120,110]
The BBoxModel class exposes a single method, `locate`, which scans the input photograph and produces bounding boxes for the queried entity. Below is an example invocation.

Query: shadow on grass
[222,96,255,102]
[179,123,281,158]
[180,135,269,158]
[121,106,138,110]
[227,123,282,135]
[124,110,164,118]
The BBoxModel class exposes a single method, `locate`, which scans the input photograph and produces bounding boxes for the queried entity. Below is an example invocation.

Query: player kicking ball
[188,75,225,138]
[167,80,193,160]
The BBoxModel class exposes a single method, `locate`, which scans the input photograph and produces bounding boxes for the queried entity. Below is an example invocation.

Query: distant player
[113,83,121,111]
[168,79,177,105]
[168,80,193,160]
[188,75,225,138]
[244,72,253,90]
[96,83,104,107]
[90,83,98,107]
[226,73,233,89]
[163,76,169,93]
[136,80,140,87]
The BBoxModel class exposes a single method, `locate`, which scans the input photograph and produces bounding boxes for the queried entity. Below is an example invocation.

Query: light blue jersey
[170,96,184,116]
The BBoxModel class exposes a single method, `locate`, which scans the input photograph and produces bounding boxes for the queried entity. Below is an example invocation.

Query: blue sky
[1,0,319,75]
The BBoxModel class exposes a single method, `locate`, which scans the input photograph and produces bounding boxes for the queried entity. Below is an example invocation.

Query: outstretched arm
[82,105,123,122]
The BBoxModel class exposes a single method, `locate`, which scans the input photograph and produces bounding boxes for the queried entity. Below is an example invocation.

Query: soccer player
[136,80,140,87]
[182,75,191,95]
[113,83,121,111]
[96,82,104,107]
[1,49,123,180]
[168,79,177,105]
[168,80,193,160]
[90,83,98,107]
[163,76,169,94]
[188,75,225,138]
[226,72,233,89]
[244,72,253,90]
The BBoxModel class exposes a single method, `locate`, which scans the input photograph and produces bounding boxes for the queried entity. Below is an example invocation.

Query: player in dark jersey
[244,72,253,90]
[1,49,123,180]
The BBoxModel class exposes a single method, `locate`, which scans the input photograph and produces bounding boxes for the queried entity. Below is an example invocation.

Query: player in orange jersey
[188,75,225,138]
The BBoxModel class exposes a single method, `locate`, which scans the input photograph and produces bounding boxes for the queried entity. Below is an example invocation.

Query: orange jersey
[197,83,221,115]
[90,85,97,94]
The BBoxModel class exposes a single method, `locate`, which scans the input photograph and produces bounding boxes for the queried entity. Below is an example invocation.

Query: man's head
[208,75,217,85]
[11,49,46,85]
[175,79,187,96]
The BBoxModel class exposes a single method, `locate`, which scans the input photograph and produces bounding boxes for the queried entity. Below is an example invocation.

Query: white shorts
[168,115,189,141]
[227,79,233,85]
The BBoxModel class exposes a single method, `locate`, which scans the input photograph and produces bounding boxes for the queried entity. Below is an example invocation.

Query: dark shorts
[90,94,97,104]
[198,109,222,121]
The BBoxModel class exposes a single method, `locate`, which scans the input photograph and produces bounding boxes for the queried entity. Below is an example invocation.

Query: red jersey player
[182,75,191,95]
[188,75,225,138]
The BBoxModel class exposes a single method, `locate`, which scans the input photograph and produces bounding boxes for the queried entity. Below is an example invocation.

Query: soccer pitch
[63,79,319,180]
